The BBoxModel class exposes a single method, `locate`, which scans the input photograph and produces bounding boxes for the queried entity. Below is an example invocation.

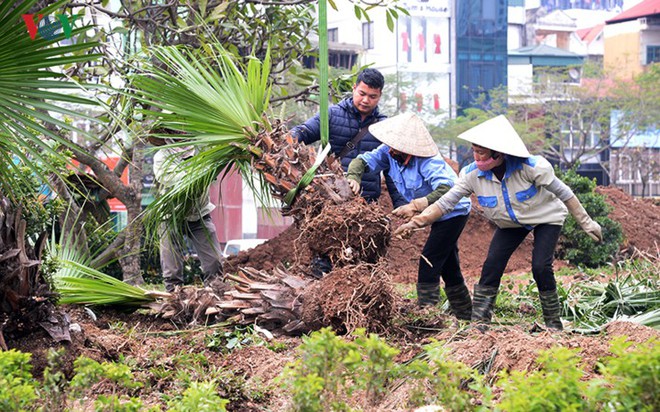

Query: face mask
[389,148,412,166]
[475,155,503,171]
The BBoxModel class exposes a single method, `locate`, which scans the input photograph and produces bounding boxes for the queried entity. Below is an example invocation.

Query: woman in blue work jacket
[346,112,473,320]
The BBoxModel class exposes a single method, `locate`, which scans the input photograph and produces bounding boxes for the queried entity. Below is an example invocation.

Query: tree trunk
[119,140,145,285]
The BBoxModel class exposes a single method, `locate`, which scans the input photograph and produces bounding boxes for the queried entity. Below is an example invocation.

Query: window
[646,46,660,64]
[362,22,374,49]
[328,28,338,43]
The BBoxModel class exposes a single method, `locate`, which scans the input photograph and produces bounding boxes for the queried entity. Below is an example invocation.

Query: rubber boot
[416,282,440,307]
[539,289,564,331]
[471,284,499,324]
[444,282,472,320]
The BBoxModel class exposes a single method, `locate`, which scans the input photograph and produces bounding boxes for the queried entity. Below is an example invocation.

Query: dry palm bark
[0,195,71,349]
[153,121,395,334]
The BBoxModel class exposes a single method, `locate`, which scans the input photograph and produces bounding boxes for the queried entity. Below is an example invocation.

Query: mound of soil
[596,186,660,255]
[300,263,395,334]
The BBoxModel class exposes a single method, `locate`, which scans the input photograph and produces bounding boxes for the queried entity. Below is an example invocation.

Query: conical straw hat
[458,115,531,158]
[368,112,439,157]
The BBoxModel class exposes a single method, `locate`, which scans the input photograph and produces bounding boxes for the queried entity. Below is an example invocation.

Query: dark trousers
[418,214,469,287]
[479,224,562,292]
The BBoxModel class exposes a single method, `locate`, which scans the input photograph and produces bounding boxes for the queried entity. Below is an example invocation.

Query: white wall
[508,64,534,97]
[327,0,452,122]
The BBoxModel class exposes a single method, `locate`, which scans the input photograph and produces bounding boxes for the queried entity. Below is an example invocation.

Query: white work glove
[393,203,445,239]
[347,179,360,195]
[391,197,429,219]
[564,196,603,242]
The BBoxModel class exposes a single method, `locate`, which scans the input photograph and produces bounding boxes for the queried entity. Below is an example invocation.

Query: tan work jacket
[153,147,215,222]
[436,155,568,229]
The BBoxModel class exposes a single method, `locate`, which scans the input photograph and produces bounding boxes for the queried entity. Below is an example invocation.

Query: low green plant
[167,381,228,412]
[281,327,354,411]
[406,340,488,411]
[496,346,596,411]
[597,337,660,411]
[70,356,143,395]
[93,394,145,412]
[40,348,69,410]
[556,167,623,268]
[204,325,267,353]
[282,328,406,410]
[0,349,37,411]
[345,329,401,404]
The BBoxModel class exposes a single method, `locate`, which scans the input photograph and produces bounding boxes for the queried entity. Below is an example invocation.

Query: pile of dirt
[596,186,660,256]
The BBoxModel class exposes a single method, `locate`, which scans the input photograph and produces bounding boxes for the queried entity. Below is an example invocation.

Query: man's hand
[392,197,428,219]
[348,179,360,195]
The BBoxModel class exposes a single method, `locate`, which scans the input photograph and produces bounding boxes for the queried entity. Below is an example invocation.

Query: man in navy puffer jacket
[290,68,405,207]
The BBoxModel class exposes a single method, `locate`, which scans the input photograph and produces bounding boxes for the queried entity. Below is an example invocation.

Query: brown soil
[596,186,660,256]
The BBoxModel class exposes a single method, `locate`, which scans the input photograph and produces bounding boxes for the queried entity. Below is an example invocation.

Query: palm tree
[0,0,101,347]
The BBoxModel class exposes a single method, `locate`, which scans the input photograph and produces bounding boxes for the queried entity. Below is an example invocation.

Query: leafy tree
[36,0,406,283]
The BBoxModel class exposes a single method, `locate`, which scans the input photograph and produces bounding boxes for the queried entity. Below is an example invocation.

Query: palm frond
[48,209,156,308]
[0,0,101,196]
[563,270,660,331]
[132,43,275,239]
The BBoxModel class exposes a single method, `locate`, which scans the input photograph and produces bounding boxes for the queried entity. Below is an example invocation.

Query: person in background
[150,134,224,292]
[394,115,602,330]
[290,68,405,276]
[346,113,473,319]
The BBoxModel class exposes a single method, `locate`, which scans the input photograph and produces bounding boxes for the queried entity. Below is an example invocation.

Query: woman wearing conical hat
[394,115,602,331]
[346,113,473,319]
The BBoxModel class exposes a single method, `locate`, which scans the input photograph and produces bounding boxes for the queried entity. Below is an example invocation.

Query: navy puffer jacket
[291,98,405,206]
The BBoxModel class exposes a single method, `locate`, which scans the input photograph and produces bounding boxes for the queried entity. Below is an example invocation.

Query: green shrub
[40,348,69,410]
[345,329,401,404]
[93,394,145,412]
[280,327,354,411]
[70,356,142,394]
[556,168,622,268]
[0,349,37,411]
[281,327,402,411]
[598,337,660,411]
[496,346,595,411]
[168,381,228,412]
[406,340,487,411]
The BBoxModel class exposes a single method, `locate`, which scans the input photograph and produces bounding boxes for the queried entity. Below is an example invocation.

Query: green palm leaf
[48,213,156,308]
[132,43,276,239]
[0,0,101,196]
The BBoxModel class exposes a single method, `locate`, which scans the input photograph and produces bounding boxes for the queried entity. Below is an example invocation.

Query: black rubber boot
[471,284,499,324]
[416,282,440,307]
[310,255,333,279]
[444,283,472,320]
[539,289,564,331]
